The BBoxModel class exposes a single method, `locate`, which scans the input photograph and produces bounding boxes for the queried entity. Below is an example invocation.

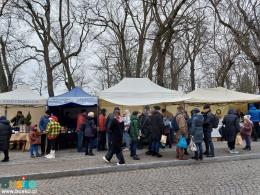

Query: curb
[2,152,260,181]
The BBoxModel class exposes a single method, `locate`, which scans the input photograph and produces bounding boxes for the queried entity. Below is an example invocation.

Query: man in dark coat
[10,111,25,127]
[103,107,125,165]
[203,104,215,157]
[139,106,152,153]
[150,106,164,157]
[222,108,240,154]
[0,116,12,162]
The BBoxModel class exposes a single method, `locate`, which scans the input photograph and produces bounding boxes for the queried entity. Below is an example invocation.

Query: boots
[176,148,179,159]
[192,152,199,160]
[179,149,187,160]
[242,146,251,151]
[46,150,55,159]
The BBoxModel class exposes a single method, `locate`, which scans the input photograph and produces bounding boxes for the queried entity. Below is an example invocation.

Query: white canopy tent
[0,86,47,105]
[184,87,260,104]
[99,78,186,106]
[0,86,47,123]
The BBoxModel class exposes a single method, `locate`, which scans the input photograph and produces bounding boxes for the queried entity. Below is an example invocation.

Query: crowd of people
[0,103,259,164]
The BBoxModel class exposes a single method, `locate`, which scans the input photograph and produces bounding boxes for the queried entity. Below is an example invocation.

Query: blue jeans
[123,131,130,148]
[130,140,137,157]
[151,138,160,154]
[77,131,84,152]
[195,142,203,157]
[204,131,215,155]
[30,144,39,156]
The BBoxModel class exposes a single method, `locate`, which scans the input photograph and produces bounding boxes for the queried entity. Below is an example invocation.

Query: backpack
[212,114,219,129]
[171,114,180,132]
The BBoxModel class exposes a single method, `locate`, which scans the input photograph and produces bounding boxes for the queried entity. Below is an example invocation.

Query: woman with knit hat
[241,115,253,151]
[81,112,97,156]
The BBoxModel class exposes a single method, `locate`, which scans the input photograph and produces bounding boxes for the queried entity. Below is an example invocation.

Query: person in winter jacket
[39,110,51,156]
[123,110,131,151]
[138,106,152,154]
[10,111,25,127]
[0,116,11,162]
[150,106,164,158]
[189,108,204,160]
[98,108,107,151]
[129,111,140,160]
[240,115,253,151]
[81,112,97,156]
[29,125,41,158]
[222,108,240,154]
[103,107,126,165]
[45,116,61,159]
[203,104,215,157]
[76,110,87,152]
[247,104,260,141]
[175,106,188,160]
[162,109,173,148]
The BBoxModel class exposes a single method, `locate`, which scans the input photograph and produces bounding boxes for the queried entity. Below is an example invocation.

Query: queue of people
[0,103,257,164]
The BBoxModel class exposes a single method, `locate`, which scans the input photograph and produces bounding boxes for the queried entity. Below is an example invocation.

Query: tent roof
[0,86,47,105]
[48,87,97,106]
[184,87,260,103]
[99,78,186,106]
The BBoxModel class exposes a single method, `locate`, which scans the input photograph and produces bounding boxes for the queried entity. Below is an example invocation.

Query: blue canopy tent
[48,87,97,106]
[47,87,98,149]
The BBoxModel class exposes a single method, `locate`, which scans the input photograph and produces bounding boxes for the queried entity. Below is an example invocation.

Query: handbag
[160,135,167,144]
[235,133,243,146]
[188,136,197,152]
[176,135,188,149]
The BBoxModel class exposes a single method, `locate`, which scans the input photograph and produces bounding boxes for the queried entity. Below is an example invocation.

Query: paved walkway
[0,141,260,179]
[36,158,260,195]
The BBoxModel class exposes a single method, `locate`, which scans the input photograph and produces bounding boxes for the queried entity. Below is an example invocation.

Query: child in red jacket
[29,125,41,158]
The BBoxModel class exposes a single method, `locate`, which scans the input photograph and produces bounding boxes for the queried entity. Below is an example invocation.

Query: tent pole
[4,105,7,117]
[97,99,100,150]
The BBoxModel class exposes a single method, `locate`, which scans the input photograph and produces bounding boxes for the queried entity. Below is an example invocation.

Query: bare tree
[0,16,38,92]
[210,0,260,91]
[0,0,9,17]
[123,0,153,77]
[50,0,90,90]
[148,0,195,87]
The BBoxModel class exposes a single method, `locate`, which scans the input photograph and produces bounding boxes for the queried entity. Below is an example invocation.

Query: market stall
[175,87,260,137]
[99,78,187,112]
[48,87,98,149]
[0,85,47,126]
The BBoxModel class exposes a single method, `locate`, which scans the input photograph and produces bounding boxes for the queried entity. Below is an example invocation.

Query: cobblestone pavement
[0,141,260,177]
[35,158,260,195]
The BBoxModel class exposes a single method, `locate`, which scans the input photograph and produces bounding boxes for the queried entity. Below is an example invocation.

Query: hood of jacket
[131,115,138,121]
[228,108,237,115]
[0,119,10,125]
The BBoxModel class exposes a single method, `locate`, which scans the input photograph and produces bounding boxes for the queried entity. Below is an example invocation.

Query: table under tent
[47,87,98,149]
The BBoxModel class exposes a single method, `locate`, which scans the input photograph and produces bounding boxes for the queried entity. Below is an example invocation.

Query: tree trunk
[0,62,8,92]
[136,38,145,78]
[190,59,195,91]
[254,61,260,92]
[156,46,165,87]
[44,46,54,97]
[61,53,75,90]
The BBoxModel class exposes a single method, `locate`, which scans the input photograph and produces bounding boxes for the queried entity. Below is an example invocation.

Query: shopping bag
[235,133,243,146]
[176,136,188,149]
[160,135,167,144]
[188,137,197,152]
